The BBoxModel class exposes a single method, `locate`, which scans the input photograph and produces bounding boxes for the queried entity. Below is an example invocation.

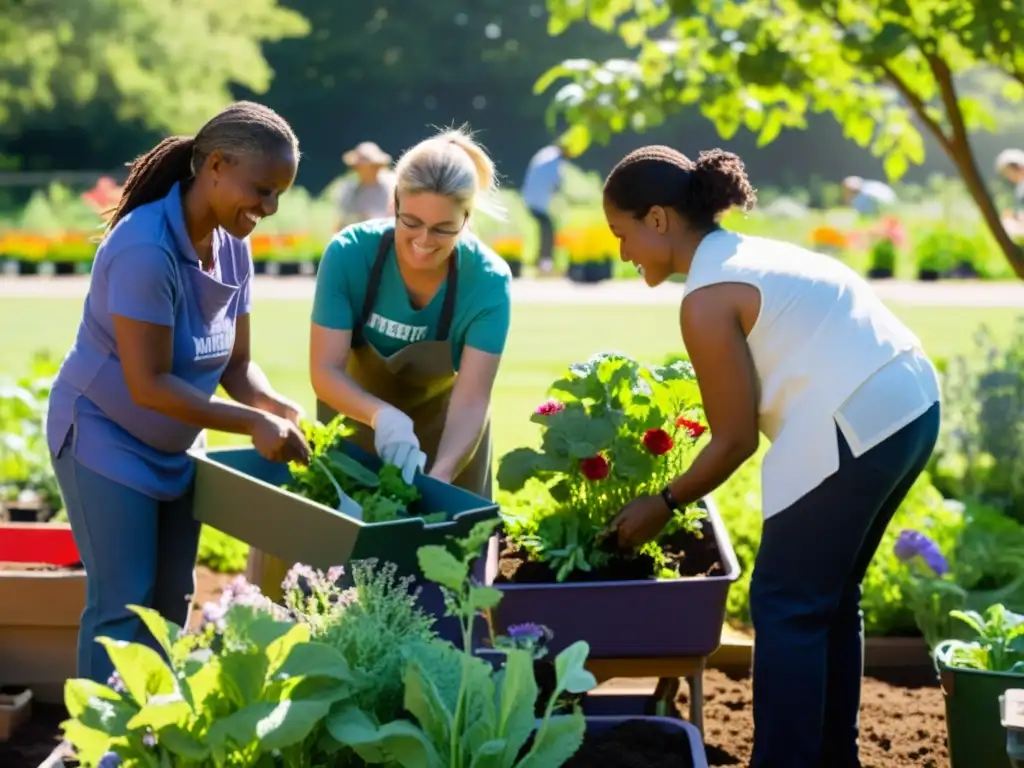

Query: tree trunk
[927,55,1024,280]
[946,138,1024,280]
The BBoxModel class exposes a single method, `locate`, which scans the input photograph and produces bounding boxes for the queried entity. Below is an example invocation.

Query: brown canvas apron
[247,229,493,600]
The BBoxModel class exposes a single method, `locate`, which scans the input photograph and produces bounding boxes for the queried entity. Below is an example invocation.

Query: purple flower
[97,753,122,768]
[282,563,317,595]
[327,565,346,583]
[894,529,950,576]
[106,671,126,694]
[507,623,553,643]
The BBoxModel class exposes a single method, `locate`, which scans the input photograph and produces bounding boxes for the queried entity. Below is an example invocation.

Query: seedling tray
[190,442,498,573]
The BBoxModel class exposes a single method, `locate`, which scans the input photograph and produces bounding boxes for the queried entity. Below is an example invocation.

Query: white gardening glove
[372,405,427,484]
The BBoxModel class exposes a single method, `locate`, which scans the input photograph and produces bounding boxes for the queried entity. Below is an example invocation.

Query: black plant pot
[506,259,522,278]
[253,260,268,275]
[567,263,587,282]
[944,260,981,279]
[583,260,613,283]
[18,260,38,275]
[53,261,76,276]
[917,269,940,282]
[276,261,302,276]
[867,267,893,279]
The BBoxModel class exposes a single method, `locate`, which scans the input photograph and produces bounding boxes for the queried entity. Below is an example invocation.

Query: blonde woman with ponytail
[273,126,511,604]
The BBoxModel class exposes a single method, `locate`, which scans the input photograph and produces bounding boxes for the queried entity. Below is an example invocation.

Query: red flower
[676,417,707,439]
[534,399,565,416]
[579,455,610,481]
[642,428,674,455]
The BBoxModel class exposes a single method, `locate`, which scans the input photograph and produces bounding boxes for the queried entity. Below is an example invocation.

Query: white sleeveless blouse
[684,230,941,518]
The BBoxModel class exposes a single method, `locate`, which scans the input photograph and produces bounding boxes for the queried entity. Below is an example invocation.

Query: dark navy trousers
[51,435,201,684]
[750,403,940,768]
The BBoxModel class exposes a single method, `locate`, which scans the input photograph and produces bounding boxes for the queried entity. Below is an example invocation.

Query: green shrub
[196,525,250,573]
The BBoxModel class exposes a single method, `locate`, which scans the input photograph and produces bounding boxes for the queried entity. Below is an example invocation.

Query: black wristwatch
[660,485,681,513]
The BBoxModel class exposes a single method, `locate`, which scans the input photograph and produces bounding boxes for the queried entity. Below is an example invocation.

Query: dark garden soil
[692,668,948,767]
[563,719,696,767]
[495,522,725,584]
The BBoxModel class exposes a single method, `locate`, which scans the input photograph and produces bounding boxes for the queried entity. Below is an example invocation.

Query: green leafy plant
[282,559,438,725]
[868,237,897,275]
[285,416,443,524]
[62,603,355,767]
[935,604,1024,674]
[497,352,708,581]
[325,519,598,767]
[893,502,1024,649]
[932,319,1024,523]
[0,351,61,511]
[197,526,251,574]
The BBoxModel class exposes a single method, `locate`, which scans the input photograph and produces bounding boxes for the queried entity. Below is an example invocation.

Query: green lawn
[2,297,1018,458]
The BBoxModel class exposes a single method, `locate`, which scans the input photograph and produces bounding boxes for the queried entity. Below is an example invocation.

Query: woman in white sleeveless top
[603,146,941,768]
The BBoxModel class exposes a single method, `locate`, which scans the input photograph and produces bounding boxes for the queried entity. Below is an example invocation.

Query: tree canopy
[0,0,308,134]
[539,0,1024,278]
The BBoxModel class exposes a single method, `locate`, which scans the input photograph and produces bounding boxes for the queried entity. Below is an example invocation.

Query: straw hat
[343,141,392,167]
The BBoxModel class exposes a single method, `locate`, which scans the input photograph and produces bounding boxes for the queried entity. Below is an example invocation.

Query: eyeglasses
[396,212,466,239]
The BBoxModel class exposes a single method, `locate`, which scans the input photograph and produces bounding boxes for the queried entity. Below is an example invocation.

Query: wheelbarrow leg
[686,671,704,734]
[647,676,682,718]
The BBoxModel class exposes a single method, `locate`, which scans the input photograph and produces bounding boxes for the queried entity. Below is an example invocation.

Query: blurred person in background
[841,175,897,217]
[520,137,579,274]
[995,148,1024,238]
[46,101,310,683]
[336,141,396,230]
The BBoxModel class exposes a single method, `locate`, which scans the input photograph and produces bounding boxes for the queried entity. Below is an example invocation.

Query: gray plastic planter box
[483,497,740,658]
[190,442,499,574]
[582,716,708,767]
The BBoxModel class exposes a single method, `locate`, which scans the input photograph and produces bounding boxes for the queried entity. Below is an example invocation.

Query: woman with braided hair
[46,100,310,683]
[602,145,941,767]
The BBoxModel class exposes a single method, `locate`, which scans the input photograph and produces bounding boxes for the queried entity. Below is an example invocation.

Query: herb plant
[497,352,709,581]
[62,603,355,767]
[282,559,439,726]
[935,604,1024,674]
[325,519,598,767]
[285,416,444,524]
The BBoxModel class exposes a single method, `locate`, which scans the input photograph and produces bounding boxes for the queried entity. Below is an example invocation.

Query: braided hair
[106,100,298,233]
[604,145,757,231]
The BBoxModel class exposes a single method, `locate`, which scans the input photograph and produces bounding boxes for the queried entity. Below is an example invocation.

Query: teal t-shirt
[312,218,512,370]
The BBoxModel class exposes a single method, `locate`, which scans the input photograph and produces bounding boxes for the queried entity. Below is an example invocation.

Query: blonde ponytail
[394,124,505,220]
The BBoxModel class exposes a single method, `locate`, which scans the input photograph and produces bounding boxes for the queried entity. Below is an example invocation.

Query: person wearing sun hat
[996,148,1024,238]
[336,141,397,229]
[841,175,897,217]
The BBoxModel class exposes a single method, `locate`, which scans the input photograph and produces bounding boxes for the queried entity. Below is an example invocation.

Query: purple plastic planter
[482,497,740,658]
[581,716,709,768]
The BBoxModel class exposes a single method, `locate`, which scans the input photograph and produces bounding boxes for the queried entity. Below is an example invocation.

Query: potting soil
[562,719,695,767]
[496,525,724,583]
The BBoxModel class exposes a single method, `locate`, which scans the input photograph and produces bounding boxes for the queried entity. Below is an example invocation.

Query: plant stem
[519,679,562,763]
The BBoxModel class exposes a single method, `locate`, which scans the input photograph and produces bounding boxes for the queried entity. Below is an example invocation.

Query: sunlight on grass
[1,297,1017,459]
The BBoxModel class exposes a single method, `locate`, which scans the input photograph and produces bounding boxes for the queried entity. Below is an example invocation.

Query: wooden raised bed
[0,523,85,704]
[708,626,932,673]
